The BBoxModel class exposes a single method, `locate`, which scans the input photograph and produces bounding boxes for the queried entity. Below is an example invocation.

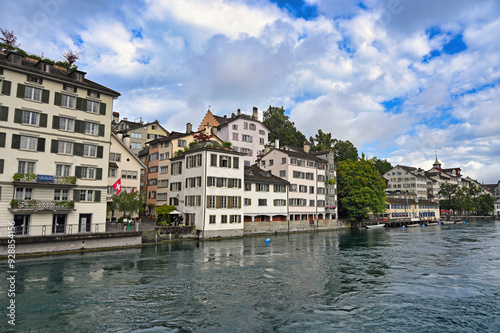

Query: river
[2,219,500,332]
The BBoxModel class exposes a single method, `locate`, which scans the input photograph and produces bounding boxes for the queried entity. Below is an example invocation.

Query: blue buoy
[265,238,271,243]
[422,224,426,227]
[463,221,466,223]
[438,223,441,226]
[402,225,405,228]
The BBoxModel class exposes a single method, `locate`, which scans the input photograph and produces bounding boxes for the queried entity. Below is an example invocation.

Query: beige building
[0,50,119,236]
[114,116,168,155]
[385,197,440,221]
[107,132,146,221]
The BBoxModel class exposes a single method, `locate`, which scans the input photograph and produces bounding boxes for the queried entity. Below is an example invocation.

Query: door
[52,214,67,234]
[14,215,30,235]
[79,214,92,232]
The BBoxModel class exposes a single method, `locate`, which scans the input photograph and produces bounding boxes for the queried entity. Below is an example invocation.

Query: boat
[366,224,385,229]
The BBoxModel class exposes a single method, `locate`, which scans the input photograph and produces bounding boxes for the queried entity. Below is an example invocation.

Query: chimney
[186,122,192,133]
[112,112,119,123]
[275,139,279,149]
[123,117,128,121]
[237,108,241,116]
[303,141,310,153]
[252,107,258,120]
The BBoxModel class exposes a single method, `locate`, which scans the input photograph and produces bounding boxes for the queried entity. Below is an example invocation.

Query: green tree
[337,157,387,223]
[110,192,146,219]
[310,129,334,151]
[438,183,460,212]
[263,106,306,147]
[372,158,393,176]
[156,204,176,223]
[332,139,358,162]
[474,194,494,215]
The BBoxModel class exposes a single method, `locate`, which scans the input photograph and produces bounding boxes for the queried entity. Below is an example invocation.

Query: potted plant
[13,173,24,182]
[10,199,20,209]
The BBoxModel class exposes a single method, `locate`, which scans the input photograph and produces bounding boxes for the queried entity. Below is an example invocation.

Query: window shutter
[94,190,101,202]
[14,108,23,123]
[52,115,60,129]
[97,146,103,158]
[96,168,103,180]
[37,138,45,152]
[228,196,233,208]
[76,97,83,110]
[267,185,269,192]
[99,102,106,115]
[51,139,59,153]
[228,157,231,168]
[274,199,277,206]
[54,92,62,106]
[248,198,251,206]
[0,159,3,174]
[216,196,221,208]
[39,113,47,127]
[228,180,233,188]
[74,143,84,156]
[98,124,105,137]
[0,106,8,121]
[11,134,21,149]
[73,190,80,202]
[75,120,85,133]
[16,84,25,98]
[62,83,67,91]
[41,89,50,104]
[0,132,5,147]
[1,80,11,95]
[75,166,82,179]
[207,196,210,208]
[238,196,241,208]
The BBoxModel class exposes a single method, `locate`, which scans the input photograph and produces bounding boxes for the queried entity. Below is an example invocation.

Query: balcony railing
[0,223,107,238]
[13,173,77,186]
[9,199,75,212]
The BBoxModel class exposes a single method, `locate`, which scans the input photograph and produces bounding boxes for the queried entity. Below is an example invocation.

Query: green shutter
[0,132,5,147]
[74,143,84,156]
[1,80,11,95]
[51,139,59,153]
[11,134,21,149]
[98,124,105,137]
[41,89,50,104]
[94,190,101,203]
[75,120,85,133]
[39,113,47,127]
[75,166,82,179]
[0,160,3,174]
[52,115,60,129]
[76,97,83,110]
[16,84,25,98]
[37,138,45,152]
[0,106,8,121]
[73,190,80,202]
[96,168,103,180]
[99,102,106,115]
[54,92,62,106]
[14,108,23,123]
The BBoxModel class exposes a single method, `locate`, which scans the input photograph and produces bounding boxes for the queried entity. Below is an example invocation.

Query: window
[209,215,216,224]
[20,136,37,150]
[269,160,274,166]
[274,199,286,206]
[210,154,217,167]
[221,196,227,208]
[85,122,98,135]
[257,184,269,192]
[244,122,248,129]
[60,94,75,108]
[54,189,69,201]
[110,153,121,162]
[279,170,286,177]
[186,154,202,168]
[258,199,267,206]
[108,168,117,177]
[149,152,158,161]
[83,144,97,157]
[242,134,252,143]
[15,187,33,200]
[56,164,71,177]
[290,184,297,192]
[260,138,264,145]
[233,157,239,169]
[25,86,41,101]
[245,183,251,191]
[208,195,216,208]
[158,179,169,188]
[80,189,94,202]
[131,132,142,139]
[232,124,238,130]
[22,110,39,125]
[170,182,182,191]
[157,193,168,201]
[299,185,307,193]
[80,167,96,179]
[232,133,238,140]
[58,141,73,155]
[59,117,74,131]
[249,123,256,130]
[130,142,142,150]
[159,153,167,160]
[148,166,158,173]
[221,215,228,224]
[151,125,158,130]
[274,185,286,192]
[219,155,231,168]
[309,186,314,194]
[121,170,138,179]
[171,161,182,175]
[160,166,169,174]
[185,195,201,207]
[178,139,187,147]
[230,215,241,223]
[309,200,315,206]
[244,198,251,206]
[147,134,158,140]
[18,160,36,174]
[232,197,239,208]
[282,158,287,164]
[216,177,228,188]
[259,130,265,135]
[63,84,76,92]
[87,100,100,113]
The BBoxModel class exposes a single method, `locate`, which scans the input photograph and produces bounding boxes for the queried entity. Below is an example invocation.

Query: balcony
[9,199,75,213]
[13,173,77,187]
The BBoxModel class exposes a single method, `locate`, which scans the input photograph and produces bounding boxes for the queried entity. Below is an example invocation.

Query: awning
[169,210,182,215]
[109,162,119,168]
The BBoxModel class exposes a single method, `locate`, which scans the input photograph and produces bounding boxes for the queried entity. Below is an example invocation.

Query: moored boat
[366,224,385,229]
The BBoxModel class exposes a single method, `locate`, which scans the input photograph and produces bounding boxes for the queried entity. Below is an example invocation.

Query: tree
[110,192,146,219]
[63,50,79,67]
[263,106,306,147]
[310,129,334,151]
[0,28,18,47]
[337,157,387,223]
[438,183,460,212]
[332,139,358,162]
[372,158,393,176]
[474,194,494,216]
[156,205,176,223]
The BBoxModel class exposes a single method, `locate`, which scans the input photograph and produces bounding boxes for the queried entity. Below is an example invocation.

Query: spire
[433,151,441,169]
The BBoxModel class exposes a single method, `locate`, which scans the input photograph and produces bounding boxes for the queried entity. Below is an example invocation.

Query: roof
[262,146,327,163]
[215,113,270,132]
[111,132,147,168]
[0,51,120,97]
[244,166,289,185]
[387,197,439,206]
[116,119,168,133]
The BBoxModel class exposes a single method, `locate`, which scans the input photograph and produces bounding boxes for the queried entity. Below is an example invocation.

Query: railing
[13,173,77,185]
[0,223,107,238]
[9,200,75,212]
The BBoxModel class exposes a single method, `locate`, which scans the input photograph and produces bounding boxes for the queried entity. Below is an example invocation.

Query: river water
[2,220,500,332]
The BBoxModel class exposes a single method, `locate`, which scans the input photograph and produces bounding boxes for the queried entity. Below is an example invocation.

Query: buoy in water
[265,238,271,243]
[463,221,466,223]
[422,224,426,227]
[402,225,405,228]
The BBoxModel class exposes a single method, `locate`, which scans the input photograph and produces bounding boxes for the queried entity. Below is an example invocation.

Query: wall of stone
[243,219,348,235]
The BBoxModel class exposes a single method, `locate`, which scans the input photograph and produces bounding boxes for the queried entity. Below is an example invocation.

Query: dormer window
[27,75,43,85]
[8,53,23,65]
[42,63,50,73]
[74,73,83,81]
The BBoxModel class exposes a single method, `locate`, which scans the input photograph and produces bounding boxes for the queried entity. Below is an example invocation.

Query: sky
[1,0,499,183]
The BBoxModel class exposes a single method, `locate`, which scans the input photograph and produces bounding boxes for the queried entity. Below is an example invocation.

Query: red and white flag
[131,187,135,193]
[112,178,122,195]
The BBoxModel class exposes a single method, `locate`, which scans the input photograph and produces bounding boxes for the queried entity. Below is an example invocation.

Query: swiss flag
[112,178,122,195]
[131,187,135,193]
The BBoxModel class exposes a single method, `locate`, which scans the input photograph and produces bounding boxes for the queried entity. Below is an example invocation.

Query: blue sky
[1,0,499,183]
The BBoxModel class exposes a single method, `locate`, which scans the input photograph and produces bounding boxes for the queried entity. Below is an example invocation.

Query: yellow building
[385,197,440,221]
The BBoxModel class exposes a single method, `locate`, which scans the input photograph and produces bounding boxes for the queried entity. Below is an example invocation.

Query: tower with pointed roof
[433,153,442,169]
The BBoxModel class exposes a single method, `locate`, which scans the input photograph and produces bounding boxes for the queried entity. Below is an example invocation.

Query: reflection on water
[1,220,500,332]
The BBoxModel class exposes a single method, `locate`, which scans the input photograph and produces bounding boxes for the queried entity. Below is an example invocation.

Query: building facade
[114,117,168,155]
[0,50,119,236]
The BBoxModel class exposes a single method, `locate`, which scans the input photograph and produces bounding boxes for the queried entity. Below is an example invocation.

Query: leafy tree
[372,158,393,176]
[438,183,460,212]
[156,205,176,222]
[0,28,18,47]
[337,157,387,223]
[332,139,358,162]
[474,194,494,215]
[110,191,146,219]
[63,50,79,67]
[263,106,306,147]
[310,129,334,151]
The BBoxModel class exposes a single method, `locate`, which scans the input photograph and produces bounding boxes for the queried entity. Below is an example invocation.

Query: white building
[169,145,246,238]
[0,50,119,236]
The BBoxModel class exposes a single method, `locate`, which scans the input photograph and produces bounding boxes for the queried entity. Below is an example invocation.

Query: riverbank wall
[243,218,349,236]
